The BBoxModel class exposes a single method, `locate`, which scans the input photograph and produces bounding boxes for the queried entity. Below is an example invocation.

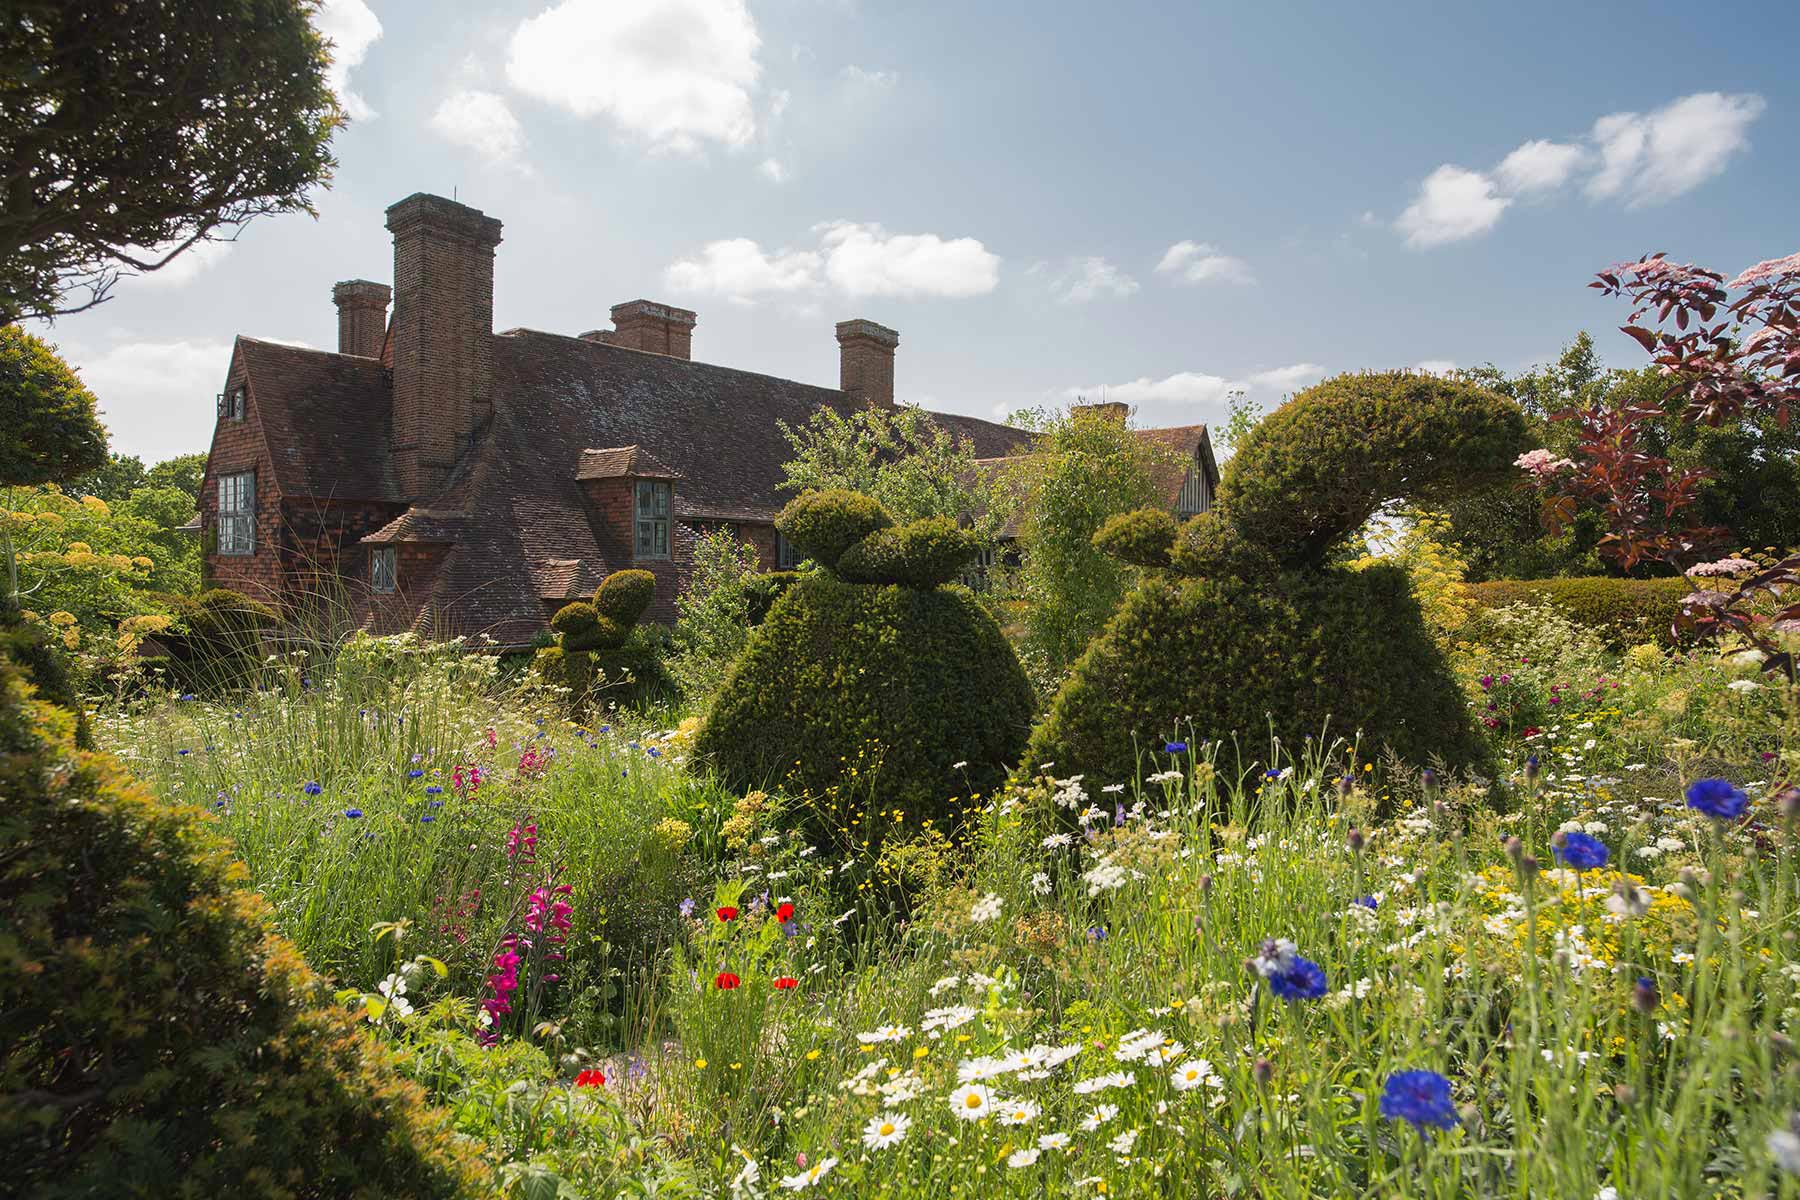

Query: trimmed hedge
[694,574,1034,830]
[776,489,892,569]
[836,517,977,588]
[1092,509,1177,569]
[1463,576,1692,646]
[0,617,483,1198]
[593,569,656,627]
[535,570,671,707]
[744,571,800,626]
[1026,561,1488,782]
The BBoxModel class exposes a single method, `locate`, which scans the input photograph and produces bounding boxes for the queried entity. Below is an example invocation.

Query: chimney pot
[836,318,899,407]
[332,279,391,358]
[609,299,697,359]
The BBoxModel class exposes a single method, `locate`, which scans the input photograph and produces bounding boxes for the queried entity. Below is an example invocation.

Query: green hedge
[1027,561,1488,782]
[1463,576,1693,645]
[0,617,482,1199]
[776,489,892,570]
[694,574,1034,832]
[836,517,977,588]
[536,570,671,706]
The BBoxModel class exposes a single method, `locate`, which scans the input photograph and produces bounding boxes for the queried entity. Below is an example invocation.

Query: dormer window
[370,547,397,594]
[217,386,246,421]
[635,480,671,560]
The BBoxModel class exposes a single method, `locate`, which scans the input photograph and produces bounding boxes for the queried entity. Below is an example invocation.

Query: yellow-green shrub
[1463,576,1692,646]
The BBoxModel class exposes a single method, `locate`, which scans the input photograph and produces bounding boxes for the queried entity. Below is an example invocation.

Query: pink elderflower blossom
[1726,252,1800,289]
[478,941,523,1045]
[1689,556,1759,577]
[518,745,551,777]
[1515,448,1574,477]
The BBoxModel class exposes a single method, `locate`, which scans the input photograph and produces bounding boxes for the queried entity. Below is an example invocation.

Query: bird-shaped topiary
[1027,370,1528,783]
[693,490,1034,838]
[535,568,671,707]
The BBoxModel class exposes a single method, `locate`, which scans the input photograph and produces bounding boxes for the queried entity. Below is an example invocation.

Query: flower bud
[1346,828,1366,854]
[1632,976,1659,1014]
[1503,836,1523,863]
[1420,768,1439,796]
[1519,854,1539,878]
[1523,754,1541,786]
[1613,1083,1636,1106]
[1337,773,1354,800]
[1777,785,1800,822]
[1198,873,1213,895]
[1251,1058,1274,1086]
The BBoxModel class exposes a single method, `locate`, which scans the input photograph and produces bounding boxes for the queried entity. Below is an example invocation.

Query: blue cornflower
[428,799,444,808]
[1380,1069,1459,1130]
[1087,926,1109,942]
[407,768,425,779]
[1264,769,1282,780]
[1165,740,1188,754]
[303,781,323,795]
[420,814,435,823]
[345,808,364,819]
[179,693,196,702]
[780,920,799,938]
[647,747,662,759]
[1685,777,1748,821]
[1352,896,1379,910]
[1268,955,1327,1001]
[177,748,191,756]
[425,785,443,795]
[599,724,611,733]
[1552,830,1609,870]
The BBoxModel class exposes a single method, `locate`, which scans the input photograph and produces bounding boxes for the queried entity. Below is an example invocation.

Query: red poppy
[715,971,741,990]
[716,906,739,922]
[773,975,799,990]
[775,901,795,923]
[1523,726,1543,738]
[573,1069,606,1088]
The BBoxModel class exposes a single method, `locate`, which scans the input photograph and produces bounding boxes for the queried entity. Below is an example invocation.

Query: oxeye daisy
[779,1156,837,1191]
[950,1083,994,1121]
[1170,1059,1218,1091]
[1037,1132,1072,1150]
[1078,1103,1119,1131]
[861,1112,910,1150]
[1007,1147,1041,1168]
[997,1099,1040,1125]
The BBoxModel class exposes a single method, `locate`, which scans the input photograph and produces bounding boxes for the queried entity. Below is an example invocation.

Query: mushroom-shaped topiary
[535,570,669,706]
[1028,371,1526,782]
[695,491,1032,837]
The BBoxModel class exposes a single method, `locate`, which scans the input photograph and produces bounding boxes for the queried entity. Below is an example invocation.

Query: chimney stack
[332,279,391,358]
[384,193,503,502]
[608,300,696,359]
[1071,401,1130,423]
[836,319,899,407]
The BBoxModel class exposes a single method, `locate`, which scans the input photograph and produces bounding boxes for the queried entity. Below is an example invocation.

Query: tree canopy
[1,0,342,322]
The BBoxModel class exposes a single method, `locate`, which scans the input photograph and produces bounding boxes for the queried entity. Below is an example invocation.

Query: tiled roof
[364,507,467,544]
[235,337,396,501]
[575,445,682,480]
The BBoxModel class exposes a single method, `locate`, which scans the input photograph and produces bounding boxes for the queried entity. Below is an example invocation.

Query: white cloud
[1155,241,1254,286]
[313,0,383,121]
[429,89,527,163]
[1495,139,1585,194]
[117,237,237,290]
[1053,257,1138,303]
[664,238,821,301]
[1060,363,1324,427]
[505,0,761,154]
[1586,92,1766,205]
[758,157,789,183]
[817,221,1000,299]
[63,340,233,462]
[1395,165,1510,249]
[841,65,898,88]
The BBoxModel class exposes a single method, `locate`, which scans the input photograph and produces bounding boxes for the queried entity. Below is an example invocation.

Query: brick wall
[201,370,285,603]
[836,319,899,407]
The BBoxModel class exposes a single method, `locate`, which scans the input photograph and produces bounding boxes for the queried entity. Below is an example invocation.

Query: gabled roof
[233,337,396,501]
[1134,424,1220,509]
[363,507,466,544]
[576,445,681,481]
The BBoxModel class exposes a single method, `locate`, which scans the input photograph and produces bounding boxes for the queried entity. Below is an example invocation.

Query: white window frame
[370,546,397,594]
[217,470,256,555]
[635,480,671,560]
[776,531,801,569]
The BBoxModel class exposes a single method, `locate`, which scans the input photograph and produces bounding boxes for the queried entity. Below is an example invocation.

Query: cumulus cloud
[1396,91,1764,248]
[841,65,899,88]
[1494,139,1585,194]
[506,0,761,153]
[1060,363,1325,428]
[1396,166,1511,249]
[758,157,789,183]
[116,237,237,290]
[62,340,234,462]
[1586,92,1766,205]
[817,221,1000,299]
[1052,257,1138,303]
[429,89,527,163]
[1155,241,1254,286]
[313,0,383,120]
[663,238,822,302]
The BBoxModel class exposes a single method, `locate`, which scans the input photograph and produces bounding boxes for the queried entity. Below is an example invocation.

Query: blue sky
[34,0,1800,463]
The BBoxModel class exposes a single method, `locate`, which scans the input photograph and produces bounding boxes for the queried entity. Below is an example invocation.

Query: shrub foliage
[1463,576,1693,647]
[535,570,671,706]
[0,615,482,1198]
[775,489,893,570]
[1031,372,1526,779]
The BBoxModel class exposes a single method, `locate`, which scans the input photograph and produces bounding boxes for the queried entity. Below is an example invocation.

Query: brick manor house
[195,192,1217,647]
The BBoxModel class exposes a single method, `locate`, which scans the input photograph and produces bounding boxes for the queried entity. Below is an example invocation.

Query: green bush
[594,569,656,627]
[159,587,277,691]
[1092,509,1177,569]
[744,571,800,626]
[0,326,109,488]
[0,623,483,1198]
[1463,576,1693,646]
[694,572,1034,836]
[551,600,600,636]
[1221,371,1528,566]
[836,516,977,588]
[776,490,893,570]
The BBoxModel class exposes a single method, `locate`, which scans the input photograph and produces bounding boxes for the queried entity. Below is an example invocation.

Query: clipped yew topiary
[0,612,483,1198]
[1029,371,1526,781]
[695,492,1033,829]
[1463,576,1693,646]
[535,569,670,707]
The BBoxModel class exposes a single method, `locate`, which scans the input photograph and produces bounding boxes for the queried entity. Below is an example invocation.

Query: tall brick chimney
[608,300,696,359]
[1071,400,1129,423]
[385,193,503,502]
[332,279,391,358]
[836,319,898,407]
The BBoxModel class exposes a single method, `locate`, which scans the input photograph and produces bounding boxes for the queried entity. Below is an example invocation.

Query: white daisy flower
[1007,1147,1041,1168]
[1038,1132,1072,1150]
[1029,871,1052,895]
[997,1099,1041,1125]
[1170,1059,1218,1091]
[861,1112,910,1150]
[950,1084,994,1121]
[970,893,1004,923]
[1074,1070,1134,1093]
[780,1156,837,1191]
[1108,1128,1140,1155]
[1078,1103,1119,1131]
[856,1025,913,1045]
